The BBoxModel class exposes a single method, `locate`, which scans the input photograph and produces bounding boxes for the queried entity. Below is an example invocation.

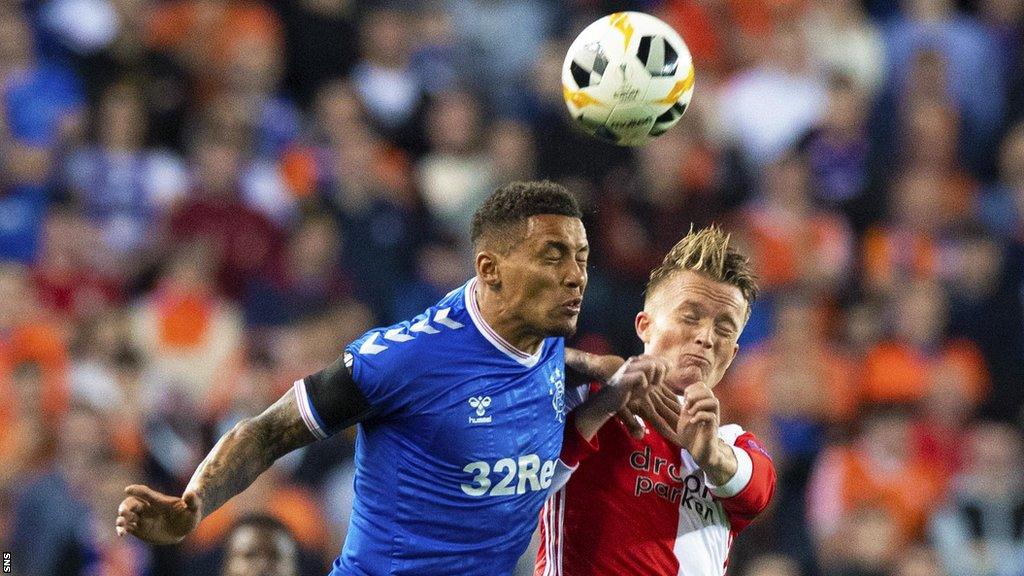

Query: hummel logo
[469,396,492,424]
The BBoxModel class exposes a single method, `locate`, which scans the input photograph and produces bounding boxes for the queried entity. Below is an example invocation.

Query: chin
[548,320,578,339]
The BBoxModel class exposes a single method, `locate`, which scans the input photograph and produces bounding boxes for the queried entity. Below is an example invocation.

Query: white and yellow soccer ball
[562,11,695,146]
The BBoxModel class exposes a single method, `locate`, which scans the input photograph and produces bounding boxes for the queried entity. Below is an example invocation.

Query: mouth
[682,354,711,368]
[560,297,582,315]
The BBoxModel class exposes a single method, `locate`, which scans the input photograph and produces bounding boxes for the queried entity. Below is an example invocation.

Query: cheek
[713,342,737,369]
[648,327,687,354]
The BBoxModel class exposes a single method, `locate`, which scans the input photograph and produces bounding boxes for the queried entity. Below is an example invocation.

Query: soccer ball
[562,12,694,146]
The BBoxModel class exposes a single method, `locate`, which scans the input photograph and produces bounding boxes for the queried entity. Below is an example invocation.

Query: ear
[476,250,501,288]
[724,343,740,371]
[635,311,652,344]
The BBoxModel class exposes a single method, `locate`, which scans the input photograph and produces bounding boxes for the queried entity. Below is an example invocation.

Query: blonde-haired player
[537,225,776,576]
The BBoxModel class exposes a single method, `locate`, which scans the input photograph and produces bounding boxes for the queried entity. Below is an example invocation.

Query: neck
[474,280,543,355]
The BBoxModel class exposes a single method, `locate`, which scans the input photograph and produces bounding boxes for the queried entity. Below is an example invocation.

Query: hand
[602,355,666,439]
[596,355,667,414]
[634,385,693,448]
[679,383,721,466]
[115,484,203,544]
[637,383,720,461]
[574,355,667,442]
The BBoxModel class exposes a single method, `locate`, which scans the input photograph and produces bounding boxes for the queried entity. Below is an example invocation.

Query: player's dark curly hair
[471,180,582,252]
[229,513,295,539]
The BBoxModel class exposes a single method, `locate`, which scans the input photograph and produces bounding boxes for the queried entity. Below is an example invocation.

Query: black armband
[296,352,375,439]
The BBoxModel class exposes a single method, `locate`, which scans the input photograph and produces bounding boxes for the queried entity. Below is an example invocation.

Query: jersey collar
[465,277,544,368]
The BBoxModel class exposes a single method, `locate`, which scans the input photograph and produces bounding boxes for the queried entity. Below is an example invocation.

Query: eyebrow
[542,240,589,255]
[677,299,741,328]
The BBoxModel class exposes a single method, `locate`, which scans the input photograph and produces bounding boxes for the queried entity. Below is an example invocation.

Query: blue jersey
[295,278,568,575]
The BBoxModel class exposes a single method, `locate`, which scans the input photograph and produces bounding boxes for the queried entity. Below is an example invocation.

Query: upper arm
[294,351,376,440]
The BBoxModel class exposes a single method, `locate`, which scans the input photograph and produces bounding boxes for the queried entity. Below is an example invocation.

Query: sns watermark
[3,551,10,573]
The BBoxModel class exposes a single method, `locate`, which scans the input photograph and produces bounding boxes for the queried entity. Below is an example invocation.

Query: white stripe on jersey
[544,497,553,576]
[557,487,565,574]
[293,379,328,440]
[542,489,566,576]
[464,277,544,367]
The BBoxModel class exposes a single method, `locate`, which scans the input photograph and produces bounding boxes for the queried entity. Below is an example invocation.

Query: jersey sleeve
[707,431,776,533]
[293,325,424,439]
[548,383,600,494]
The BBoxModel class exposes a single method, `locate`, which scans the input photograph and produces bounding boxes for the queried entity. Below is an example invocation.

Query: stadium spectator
[806,406,946,546]
[166,133,286,299]
[882,0,1004,174]
[349,7,427,153]
[64,80,189,257]
[243,214,353,328]
[417,88,492,238]
[739,151,854,295]
[221,514,299,576]
[714,16,827,168]
[826,504,901,576]
[10,403,151,576]
[800,72,884,231]
[31,209,125,320]
[801,0,886,96]
[0,2,1017,574]
[128,243,243,405]
[930,421,1024,576]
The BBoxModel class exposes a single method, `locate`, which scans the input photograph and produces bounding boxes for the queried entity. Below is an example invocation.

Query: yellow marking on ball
[609,12,634,50]
[655,66,695,104]
[563,85,601,108]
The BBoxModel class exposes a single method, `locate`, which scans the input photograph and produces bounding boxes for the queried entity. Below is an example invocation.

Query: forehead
[650,270,746,317]
[228,526,291,556]
[518,214,587,249]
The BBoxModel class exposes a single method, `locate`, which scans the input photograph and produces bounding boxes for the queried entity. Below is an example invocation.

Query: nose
[564,261,586,290]
[694,323,714,349]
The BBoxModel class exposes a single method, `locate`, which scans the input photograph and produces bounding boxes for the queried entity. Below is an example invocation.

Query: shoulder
[347,281,473,369]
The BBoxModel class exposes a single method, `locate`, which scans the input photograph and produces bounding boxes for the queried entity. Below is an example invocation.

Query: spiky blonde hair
[645,225,758,318]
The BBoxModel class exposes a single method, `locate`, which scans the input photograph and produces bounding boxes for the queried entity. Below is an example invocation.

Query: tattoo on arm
[565,348,621,383]
[185,390,316,518]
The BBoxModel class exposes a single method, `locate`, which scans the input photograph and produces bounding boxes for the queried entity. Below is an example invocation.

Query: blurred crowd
[1,0,1023,574]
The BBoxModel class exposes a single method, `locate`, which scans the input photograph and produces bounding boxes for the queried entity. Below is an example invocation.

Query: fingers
[125,484,178,507]
[116,496,149,536]
[688,411,718,427]
[119,496,150,515]
[620,355,669,394]
[617,406,645,439]
[686,398,719,417]
[647,389,680,427]
[115,514,138,536]
[682,383,716,410]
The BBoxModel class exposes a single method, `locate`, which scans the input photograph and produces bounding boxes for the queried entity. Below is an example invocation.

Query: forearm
[572,387,621,441]
[184,419,276,517]
[184,390,315,519]
[565,348,624,382]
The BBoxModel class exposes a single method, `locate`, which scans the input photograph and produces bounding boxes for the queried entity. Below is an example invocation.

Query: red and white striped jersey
[536,411,776,576]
